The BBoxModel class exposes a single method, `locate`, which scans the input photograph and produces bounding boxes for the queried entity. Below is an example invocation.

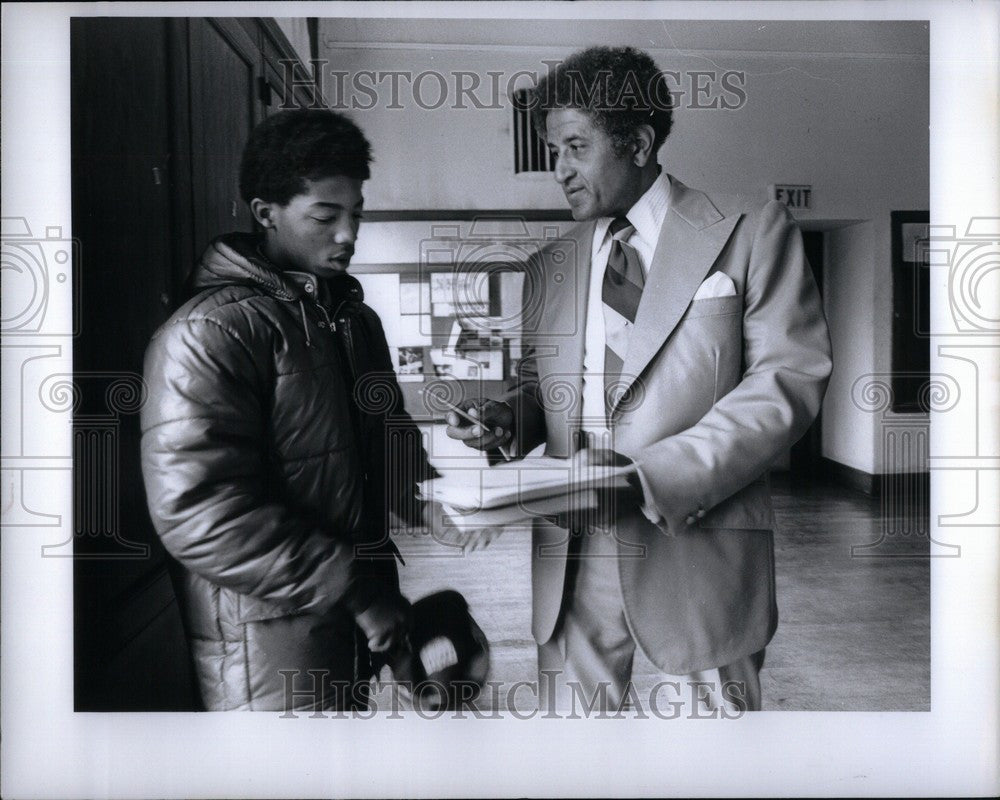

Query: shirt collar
[595,168,671,247]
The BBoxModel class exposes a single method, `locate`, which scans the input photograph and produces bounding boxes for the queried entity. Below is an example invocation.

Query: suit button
[685,515,697,525]
[696,508,706,519]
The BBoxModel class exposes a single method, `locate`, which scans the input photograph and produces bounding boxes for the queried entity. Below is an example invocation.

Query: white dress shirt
[580,169,672,522]
[581,169,671,434]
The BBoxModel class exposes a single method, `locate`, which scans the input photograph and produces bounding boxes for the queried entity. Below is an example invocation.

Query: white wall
[824,222,878,473]
[319,21,930,475]
[316,43,928,219]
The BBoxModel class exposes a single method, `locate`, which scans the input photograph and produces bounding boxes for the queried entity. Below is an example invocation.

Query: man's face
[545,107,642,221]
[261,175,364,278]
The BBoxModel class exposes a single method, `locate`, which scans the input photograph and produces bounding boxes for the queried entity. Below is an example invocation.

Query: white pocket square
[693,272,737,300]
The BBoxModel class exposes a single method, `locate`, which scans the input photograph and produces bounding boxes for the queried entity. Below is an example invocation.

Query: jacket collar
[616,176,741,409]
[283,270,364,309]
[535,176,743,420]
[192,233,364,307]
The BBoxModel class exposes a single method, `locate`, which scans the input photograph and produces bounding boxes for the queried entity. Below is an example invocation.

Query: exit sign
[772,184,812,209]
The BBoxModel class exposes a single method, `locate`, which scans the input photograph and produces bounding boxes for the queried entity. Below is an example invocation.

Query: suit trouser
[537,526,764,715]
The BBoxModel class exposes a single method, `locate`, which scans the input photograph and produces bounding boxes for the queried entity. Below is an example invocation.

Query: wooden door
[72,16,323,711]
[71,16,198,710]
[187,18,259,256]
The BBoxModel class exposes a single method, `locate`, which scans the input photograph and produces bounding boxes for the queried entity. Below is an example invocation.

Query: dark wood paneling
[101,572,200,711]
[69,17,174,588]
[188,18,258,255]
[260,18,323,110]
[166,18,197,291]
[71,17,188,710]
[71,17,175,374]
[72,16,323,711]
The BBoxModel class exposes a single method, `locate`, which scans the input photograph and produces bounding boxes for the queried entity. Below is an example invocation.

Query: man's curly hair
[530,46,674,157]
[239,109,372,206]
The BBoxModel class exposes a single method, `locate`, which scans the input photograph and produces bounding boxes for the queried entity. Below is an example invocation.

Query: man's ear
[631,124,657,167]
[250,198,277,229]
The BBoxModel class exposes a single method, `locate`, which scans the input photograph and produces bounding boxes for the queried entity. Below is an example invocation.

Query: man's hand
[433,524,504,553]
[444,399,514,452]
[423,499,502,553]
[558,447,644,531]
[354,593,411,654]
[571,447,634,469]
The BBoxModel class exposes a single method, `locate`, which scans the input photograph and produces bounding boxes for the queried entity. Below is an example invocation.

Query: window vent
[512,88,555,174]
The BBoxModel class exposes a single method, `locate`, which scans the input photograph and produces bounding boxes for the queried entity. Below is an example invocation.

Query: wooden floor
[390,472,930,712]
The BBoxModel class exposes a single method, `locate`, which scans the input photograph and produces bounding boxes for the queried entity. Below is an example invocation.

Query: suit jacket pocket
[697,475,775,531]
[682,293,743,320]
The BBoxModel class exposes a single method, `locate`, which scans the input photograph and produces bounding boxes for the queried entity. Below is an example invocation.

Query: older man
[447,46,832,713]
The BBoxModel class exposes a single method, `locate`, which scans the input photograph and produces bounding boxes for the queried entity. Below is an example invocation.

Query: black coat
[140,234,433,710]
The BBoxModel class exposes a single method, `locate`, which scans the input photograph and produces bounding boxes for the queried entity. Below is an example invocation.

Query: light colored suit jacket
[505,175,832,674]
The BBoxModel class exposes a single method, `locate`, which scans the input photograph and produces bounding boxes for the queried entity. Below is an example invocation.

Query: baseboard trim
[820,458,878,495]
[819,458,930,499]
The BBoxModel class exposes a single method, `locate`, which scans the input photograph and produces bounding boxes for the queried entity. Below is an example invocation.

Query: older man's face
[545,107,643,221]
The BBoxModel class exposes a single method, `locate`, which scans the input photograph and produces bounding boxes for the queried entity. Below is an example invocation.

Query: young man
[447,47,832,712]
[141,109,436,711]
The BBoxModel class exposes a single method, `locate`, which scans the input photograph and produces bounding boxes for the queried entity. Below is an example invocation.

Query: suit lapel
[537,221,594,414]
[617,178,741,411]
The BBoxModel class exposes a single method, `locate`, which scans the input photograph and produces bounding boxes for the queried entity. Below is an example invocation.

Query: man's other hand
[572,447,634,469]
[424,500,502,553]
[568,447,644,530]
[444,399,514,452]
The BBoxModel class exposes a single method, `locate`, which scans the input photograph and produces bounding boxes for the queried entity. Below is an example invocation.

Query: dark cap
[393,590,490,711]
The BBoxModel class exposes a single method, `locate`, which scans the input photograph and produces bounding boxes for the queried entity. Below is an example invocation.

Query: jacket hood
[191,233,365,305]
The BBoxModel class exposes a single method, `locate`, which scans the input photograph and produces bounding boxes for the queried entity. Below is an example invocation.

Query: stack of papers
[418,456,636,532]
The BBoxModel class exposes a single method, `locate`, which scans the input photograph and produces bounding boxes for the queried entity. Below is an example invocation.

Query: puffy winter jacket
[140,233,434,711]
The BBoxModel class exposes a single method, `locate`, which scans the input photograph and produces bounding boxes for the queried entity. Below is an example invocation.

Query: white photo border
[1,1,997,797]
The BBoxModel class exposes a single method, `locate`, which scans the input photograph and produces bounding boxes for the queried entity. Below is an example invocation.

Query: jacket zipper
[336,310,368,489]
[334,301,360,380]
[314,296,402,566]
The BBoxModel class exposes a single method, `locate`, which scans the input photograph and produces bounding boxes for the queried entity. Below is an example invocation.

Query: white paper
[356,272,400,329]
[399,280,431,314]
[419,456,636,510]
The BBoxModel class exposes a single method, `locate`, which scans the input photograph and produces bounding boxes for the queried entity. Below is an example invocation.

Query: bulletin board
[353,263,526,422]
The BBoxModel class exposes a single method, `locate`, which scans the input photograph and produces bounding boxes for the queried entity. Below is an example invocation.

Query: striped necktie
[601,216,645,416]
